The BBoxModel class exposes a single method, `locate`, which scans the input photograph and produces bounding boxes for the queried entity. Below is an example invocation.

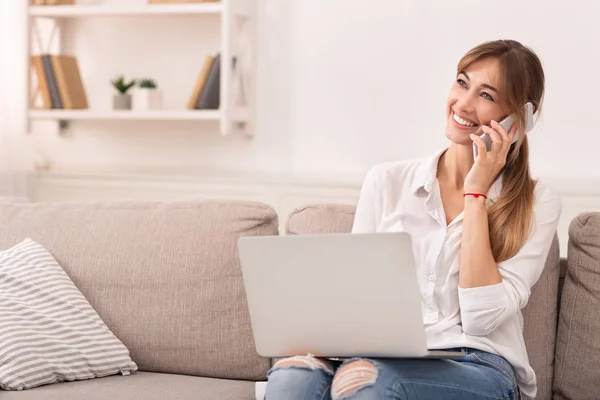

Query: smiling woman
[445,40,544,264]
[264,39,562,400]
[447,60,505,133]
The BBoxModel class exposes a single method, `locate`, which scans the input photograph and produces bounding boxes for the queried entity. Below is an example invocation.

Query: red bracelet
[463,192,487,199]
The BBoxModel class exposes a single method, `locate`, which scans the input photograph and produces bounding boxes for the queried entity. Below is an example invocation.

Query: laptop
[237,232,466,359]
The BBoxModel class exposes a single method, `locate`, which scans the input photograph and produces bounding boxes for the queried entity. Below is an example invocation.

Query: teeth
[453,113,476,127]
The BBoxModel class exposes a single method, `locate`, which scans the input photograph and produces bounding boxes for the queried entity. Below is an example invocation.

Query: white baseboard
[32,169,600,257]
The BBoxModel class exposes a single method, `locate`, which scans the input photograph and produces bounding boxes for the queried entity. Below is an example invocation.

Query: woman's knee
[331,359,378,400]
[272,355,334,374]
[266,356,334,399]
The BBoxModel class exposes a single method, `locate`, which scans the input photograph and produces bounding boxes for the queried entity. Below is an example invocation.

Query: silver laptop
[237,232,466,359]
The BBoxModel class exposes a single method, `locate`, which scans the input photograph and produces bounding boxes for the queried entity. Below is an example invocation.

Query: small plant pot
[132,88,162,111]
[113,94,132,110]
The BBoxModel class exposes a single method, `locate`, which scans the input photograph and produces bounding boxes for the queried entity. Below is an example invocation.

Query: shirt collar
[411,147,503,202]
[411,147,448,195]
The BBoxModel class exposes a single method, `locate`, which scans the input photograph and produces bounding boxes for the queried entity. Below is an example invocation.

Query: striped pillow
[0,238,138,391]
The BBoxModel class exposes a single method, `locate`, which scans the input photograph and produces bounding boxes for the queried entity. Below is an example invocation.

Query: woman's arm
[458,121,561,336]
[458,184,562,336]
[459,195,502,289]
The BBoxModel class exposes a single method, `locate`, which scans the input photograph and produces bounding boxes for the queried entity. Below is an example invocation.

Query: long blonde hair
[458,40,544,262]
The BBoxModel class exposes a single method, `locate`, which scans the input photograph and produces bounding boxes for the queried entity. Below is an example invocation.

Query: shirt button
[428,274,436,282]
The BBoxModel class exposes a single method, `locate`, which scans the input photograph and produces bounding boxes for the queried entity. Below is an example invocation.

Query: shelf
[27,0,257,137]
[29,3,223,18]
[29,109,222,121]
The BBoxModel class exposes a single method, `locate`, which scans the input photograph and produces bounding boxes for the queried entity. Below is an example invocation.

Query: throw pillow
[0,238,138,391]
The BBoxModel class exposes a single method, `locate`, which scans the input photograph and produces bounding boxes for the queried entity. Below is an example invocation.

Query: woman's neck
[437,144,474,191]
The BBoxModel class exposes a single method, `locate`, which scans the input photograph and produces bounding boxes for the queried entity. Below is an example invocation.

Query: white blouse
[352,148,562,400]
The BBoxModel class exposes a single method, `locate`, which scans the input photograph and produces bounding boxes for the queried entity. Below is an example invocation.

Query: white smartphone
[473,102,535,157]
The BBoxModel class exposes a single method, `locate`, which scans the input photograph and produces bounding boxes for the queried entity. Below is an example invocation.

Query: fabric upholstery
[0,238,137,390]
[558,258,568,312]
[554,212,600,400]
[286,204,356,235]
[1,372,255,400]
[286,203,560,399]
[521,234,560,400]
[0,201,278,381]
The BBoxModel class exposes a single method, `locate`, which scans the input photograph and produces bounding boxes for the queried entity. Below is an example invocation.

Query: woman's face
[445,58,510,146]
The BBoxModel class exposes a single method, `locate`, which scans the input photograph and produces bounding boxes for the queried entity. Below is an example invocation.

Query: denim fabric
[264,348,519,400]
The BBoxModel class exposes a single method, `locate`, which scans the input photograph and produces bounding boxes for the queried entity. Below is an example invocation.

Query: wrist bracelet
[463,192,487,199]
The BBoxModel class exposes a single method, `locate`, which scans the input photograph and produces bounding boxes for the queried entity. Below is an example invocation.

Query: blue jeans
[265,348,519,400]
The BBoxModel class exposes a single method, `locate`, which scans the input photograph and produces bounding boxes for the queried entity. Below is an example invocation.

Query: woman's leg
[265,355,336,400]
[329,350,518,400]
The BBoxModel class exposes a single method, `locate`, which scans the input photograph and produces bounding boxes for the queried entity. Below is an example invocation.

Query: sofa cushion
[0,201,278,381]
[558,258,568,313]
[287,204,560,399]
[521,233,560,400]
[0,371,255,400]
[0,238,138,390]
[554,212,600,400]
[286,204,356,235]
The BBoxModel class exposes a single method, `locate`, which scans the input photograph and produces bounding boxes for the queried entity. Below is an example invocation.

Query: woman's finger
[490,120,510,144]
[491,120,514,155]
[470,134,487,162]
[482,125,503,158]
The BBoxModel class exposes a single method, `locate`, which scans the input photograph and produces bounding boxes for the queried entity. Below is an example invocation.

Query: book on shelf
[187,52,220,110]
[31,54,88,110]
[187,54,214,109]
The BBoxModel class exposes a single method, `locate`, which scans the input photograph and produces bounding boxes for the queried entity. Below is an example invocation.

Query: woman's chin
[445,127,477,146]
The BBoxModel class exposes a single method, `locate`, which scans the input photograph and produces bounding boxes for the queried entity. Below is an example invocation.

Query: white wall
[17,0,600,254]
[288,0,600,181]
[31,0,600,182]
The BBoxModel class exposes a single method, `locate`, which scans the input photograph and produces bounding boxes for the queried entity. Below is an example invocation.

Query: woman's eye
[457,79,467,88]
[481,92,494,102]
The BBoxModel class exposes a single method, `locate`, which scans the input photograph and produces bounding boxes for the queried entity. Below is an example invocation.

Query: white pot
[132,88,162,111]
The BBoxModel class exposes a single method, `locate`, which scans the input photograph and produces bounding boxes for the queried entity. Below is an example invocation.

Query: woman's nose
[455,93,476,113]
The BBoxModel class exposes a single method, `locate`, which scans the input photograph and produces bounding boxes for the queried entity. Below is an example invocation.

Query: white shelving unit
[26,0,257,137]
[29,109,222,121]
[29,3,224,17]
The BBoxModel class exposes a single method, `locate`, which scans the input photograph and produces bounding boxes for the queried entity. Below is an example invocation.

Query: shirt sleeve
[457,182,562,336]
[352,166,380,234]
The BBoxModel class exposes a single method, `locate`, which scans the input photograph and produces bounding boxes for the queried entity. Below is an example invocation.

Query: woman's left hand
[464,120,518,194]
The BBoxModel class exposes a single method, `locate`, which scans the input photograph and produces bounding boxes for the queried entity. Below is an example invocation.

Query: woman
[265,39,562,400]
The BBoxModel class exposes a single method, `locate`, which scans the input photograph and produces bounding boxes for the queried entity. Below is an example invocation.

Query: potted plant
[111,75,136,110]
[132,79,162,111]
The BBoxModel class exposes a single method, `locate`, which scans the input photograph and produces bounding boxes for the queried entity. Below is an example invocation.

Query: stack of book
[31,54,88,110]
[187,53,220,110]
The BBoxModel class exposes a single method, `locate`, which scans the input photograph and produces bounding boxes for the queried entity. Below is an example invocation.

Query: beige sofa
[0,201,598,400]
